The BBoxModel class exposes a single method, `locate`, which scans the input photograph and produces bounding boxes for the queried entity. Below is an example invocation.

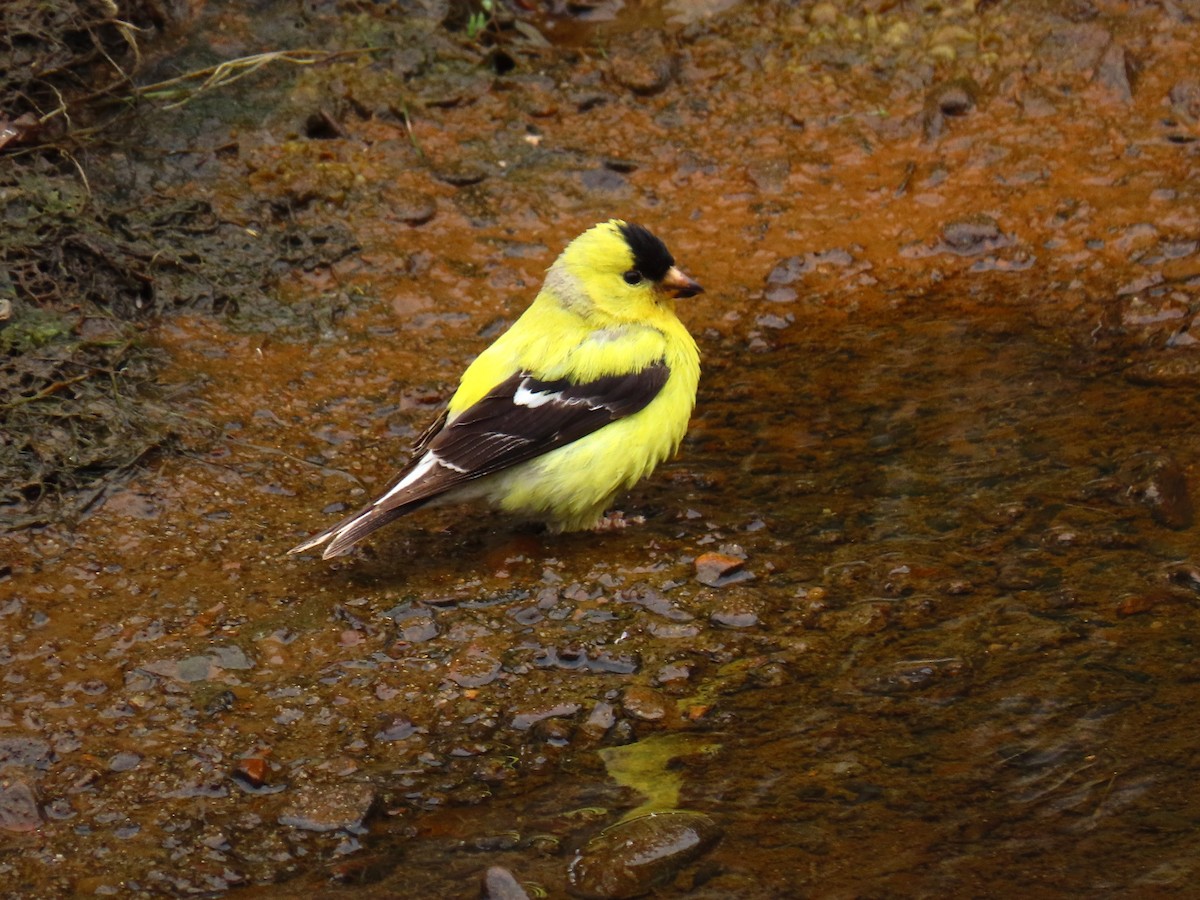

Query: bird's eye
[622,269,643,285]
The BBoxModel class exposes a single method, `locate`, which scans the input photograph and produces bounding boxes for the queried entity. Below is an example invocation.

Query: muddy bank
[3,0,1200,897]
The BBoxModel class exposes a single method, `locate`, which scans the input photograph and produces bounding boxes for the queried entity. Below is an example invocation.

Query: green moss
[0,305,76,354]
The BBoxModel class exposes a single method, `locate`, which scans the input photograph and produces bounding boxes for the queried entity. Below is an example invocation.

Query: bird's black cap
[618,221,675,283]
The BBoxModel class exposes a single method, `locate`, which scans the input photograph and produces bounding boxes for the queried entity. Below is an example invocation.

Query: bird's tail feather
[287,497,431,558]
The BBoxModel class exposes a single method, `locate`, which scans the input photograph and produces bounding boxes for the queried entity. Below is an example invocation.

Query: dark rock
[534,647,638,675]
[108,751,141,773]
[207,691,237,717]
[175,655,212,682]
[393,195,437,226]
[1120,452,1193,529]
[210,645,253,669]
[609,32,675,96]
[580,168,630,194]
[433,161,489,186]
[567,811,722,899]
[571,91,608,112]
[0,778,41,833]
[0,738,52,769]
[1167,563,1200,593]
[400,615,439,643]
[602,157,639,174]
[931,76,979,116]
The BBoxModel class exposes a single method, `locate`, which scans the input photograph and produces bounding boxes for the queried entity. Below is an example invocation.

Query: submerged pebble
[1121,453,1193,529]
[1095,42,1135,103]
[1123,355,1200,386]
[446,651,502,688]
[622,686,670,722]
[567,811,722,899]
[277,782,376,833]
[511,703,581,731]
[695,552,755,587]
[107,751,141,773]
[940,216,1007,255]
[392,194,437,226]
[483,866,531,900]
[710,605,759,629]
[581,701,617,742]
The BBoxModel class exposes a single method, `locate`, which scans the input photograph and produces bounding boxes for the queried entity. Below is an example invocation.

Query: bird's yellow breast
[487,320,699,530]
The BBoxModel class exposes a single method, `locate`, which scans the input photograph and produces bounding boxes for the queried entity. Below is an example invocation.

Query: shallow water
[216,297,1200,898]
[4,0,1200,896]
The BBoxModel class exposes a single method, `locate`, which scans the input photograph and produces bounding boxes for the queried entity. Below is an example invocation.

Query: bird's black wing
[431,362,670,481]
[290,361,669,557]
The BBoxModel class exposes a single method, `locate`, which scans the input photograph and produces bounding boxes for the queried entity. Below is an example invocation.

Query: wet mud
[3,1,1200,897]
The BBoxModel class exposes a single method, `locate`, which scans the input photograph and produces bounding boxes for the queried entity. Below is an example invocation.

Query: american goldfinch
[289,219,703,559]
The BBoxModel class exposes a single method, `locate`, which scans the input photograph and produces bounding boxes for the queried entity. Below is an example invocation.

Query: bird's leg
[592,510,646,531]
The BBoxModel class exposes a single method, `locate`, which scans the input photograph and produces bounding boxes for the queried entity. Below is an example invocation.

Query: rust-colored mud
[3,1,1200,897]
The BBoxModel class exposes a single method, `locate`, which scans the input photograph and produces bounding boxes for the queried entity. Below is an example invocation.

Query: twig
[396,98,427,163]
[2,373,93,409]
[134,48,384,110]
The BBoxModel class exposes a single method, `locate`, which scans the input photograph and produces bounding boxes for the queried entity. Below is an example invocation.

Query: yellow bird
[289,219,703,559]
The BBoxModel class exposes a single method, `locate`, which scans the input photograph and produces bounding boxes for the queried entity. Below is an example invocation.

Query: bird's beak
[662,266,704,299]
